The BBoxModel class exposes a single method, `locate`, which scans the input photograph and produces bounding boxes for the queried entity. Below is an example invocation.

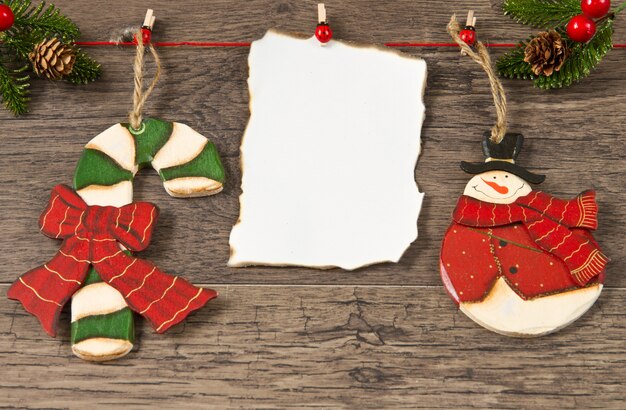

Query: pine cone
[524,30,570,77]
[29,38,76,80]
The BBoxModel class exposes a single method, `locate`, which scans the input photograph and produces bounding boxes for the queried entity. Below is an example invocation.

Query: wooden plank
[2,284,626,409]
[0,48,623,286]
[39,0,626,43]
[1,1,625,407]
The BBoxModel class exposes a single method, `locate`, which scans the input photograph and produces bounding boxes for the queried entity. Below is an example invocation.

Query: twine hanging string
[447,15,507,144]
[129,31,162,131]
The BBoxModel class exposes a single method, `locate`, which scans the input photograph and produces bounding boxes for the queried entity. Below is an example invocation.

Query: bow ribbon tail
[92,241,216,333]
[7,238,89,336]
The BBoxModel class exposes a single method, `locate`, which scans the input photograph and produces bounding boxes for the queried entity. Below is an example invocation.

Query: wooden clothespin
[466,10,476,29]
[318,3,327,24]
[137,9,156,45]
[315,3,333,45]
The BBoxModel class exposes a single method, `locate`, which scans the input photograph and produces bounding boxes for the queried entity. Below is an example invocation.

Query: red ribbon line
[75,41,252,47]
[74,40,626,48]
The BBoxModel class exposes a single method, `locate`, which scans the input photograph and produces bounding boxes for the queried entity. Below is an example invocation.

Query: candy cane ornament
[8,10,226,361]
[69,12,225,361]
[70,118,225,361]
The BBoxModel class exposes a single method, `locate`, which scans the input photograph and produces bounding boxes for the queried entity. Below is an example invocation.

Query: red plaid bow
[8,184,216,336]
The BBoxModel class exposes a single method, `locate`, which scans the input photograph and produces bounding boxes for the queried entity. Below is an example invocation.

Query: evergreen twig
[615,1,626,13]
[498,0,623,90]
[496,40,535,80]
[534,23,614,88]
[7,0,79,41]
[0,0,100,115]
[65,49,101,84]
[0,56,30,115]
[2,28,42,59]
[503,0,582,29]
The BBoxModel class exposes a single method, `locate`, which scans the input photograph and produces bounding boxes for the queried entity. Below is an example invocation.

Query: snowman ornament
[442,13,608,337]
[440,133,608,336]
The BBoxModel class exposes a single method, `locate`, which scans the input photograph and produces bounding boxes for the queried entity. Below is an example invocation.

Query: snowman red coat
[440,190,608,304]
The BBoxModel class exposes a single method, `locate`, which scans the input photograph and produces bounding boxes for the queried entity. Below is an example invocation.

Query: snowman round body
[440,170,603,337]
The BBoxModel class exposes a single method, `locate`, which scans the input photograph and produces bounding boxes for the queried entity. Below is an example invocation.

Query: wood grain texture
[3,285,626,409]
[1,0,625,407]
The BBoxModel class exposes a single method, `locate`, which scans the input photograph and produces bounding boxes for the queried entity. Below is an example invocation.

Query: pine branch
[497,22,614,89]
[503,0,582,29]
[1,28,43,60]
[0,59,30,115]
[534,22,614,89]
[496,40,536,80]
[6,0,79,42]
[64,49,101,84]
[4,0,32,20]
[0,1,100,114]
[613,1,626,14]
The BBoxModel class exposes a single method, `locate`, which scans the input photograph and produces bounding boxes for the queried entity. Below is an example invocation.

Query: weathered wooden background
[1,0,625,408]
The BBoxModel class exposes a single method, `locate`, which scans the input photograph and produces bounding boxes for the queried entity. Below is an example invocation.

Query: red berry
[315,23,332,43]
[567,14,597,42]
[459,27,476,46]
[581,0,611,18]
[0,4,15,32]
[141,27,152,44]
[133,27,152,45]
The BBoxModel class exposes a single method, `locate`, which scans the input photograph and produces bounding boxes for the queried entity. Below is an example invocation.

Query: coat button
[509,266,518,274]
[500,240,507,247]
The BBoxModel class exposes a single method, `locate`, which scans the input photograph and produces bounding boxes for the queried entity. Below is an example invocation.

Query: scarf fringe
[578,191,598,230]
[571,249,609,285]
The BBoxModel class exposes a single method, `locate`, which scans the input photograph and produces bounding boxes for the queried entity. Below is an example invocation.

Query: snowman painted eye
[493,176,497,179]
[505,175,508,178]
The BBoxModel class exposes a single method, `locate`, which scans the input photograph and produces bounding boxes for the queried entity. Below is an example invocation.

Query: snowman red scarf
[453,190,608,286]
[8,184,216,337]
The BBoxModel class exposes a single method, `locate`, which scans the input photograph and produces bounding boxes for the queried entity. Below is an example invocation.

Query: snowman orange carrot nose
[481,178,509,194]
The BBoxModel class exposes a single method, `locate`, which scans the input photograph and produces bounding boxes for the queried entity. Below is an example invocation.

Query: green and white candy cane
[70,117,225,361]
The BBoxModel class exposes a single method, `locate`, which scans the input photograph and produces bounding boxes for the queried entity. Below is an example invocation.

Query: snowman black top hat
[460,132,546,184]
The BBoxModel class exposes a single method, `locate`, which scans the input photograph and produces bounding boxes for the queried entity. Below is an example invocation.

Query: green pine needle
[6,0,79,41]
[496,41,536,81]
[497,22,614,90]
[4,0,32,20]
[503,0,582,29]
[0,62,30,115]
[65,50,101,84]
[2,28,43,60]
